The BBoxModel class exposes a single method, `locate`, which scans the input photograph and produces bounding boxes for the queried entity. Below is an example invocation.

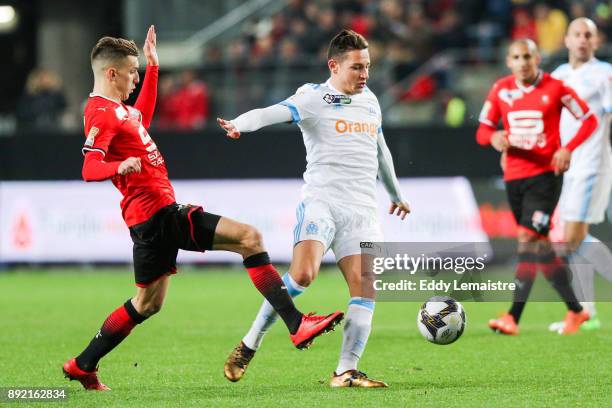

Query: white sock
[568,251,594,299]
[577,235,612,282]
[570,234,612,317]
[335,298,374,375]
[242,272,306,350]
[580,301,597,317]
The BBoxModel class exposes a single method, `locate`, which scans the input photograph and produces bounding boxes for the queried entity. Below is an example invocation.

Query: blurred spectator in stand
[511,7,537,41]
[568,1,587,19]
[310,8,339,57]
[432,9,468,53]
[534,3,568,56]
[593,1,612,43]
[439,90,466,127]
[16,68,67,131]
[404,5,434,63]
[155,70,209,131]
[282,0,306,21]
[470,0,511,61]
[155,75,178,130]
[374,0,406,43]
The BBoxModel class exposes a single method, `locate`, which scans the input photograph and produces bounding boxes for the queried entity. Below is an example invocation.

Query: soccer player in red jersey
[62,26,343,391]
[476,39,598,335]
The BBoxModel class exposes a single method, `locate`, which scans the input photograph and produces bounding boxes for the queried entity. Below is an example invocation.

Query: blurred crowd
[14,0,612,132]
[209,0,611,69]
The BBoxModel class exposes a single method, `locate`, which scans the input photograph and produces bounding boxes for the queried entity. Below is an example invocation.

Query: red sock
[75,300,146,372]
[244,252,302,333]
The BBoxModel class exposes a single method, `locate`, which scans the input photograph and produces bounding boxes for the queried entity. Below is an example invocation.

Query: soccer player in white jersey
[217,29,410,387]
[548,18,612,332]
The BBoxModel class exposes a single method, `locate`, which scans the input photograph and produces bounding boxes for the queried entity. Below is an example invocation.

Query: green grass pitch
[1,267,610,407]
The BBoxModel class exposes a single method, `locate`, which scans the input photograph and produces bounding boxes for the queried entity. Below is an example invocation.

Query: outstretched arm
[134,25,158,128]
[217,104,294,139]
[377,131,410,220]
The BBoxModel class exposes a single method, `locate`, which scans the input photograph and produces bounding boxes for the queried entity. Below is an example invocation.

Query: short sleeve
[560,84,591,120]
[478,83,501,128]
[82,108,118,156]
[278,84,320,124]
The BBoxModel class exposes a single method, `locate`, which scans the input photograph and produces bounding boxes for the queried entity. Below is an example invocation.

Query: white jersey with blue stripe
[279,79,382,208]
[552,58,612,175]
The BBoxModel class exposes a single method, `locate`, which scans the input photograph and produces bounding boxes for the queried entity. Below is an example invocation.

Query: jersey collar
[515,70,543,93]
[89,93,122,105]
[570,57,597,72]
[325,79,345,95]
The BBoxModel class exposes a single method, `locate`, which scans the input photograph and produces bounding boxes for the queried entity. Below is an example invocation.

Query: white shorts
[293,199,384,261]
[559,171,612,224]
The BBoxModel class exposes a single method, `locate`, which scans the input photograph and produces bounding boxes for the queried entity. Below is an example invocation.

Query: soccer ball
[417,296,466,345]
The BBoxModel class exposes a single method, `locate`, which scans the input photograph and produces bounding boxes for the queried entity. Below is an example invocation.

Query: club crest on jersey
[498,88,523,107]
[323,93,351,105]
[306,222,319,235]
[85,126,99,147]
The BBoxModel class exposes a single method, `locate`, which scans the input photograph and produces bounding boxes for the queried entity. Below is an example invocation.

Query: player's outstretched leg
[330,255,387,388]
[63,276,167,390]
[211,217,343,349]
[224,272,306,381]
[224,240,324,382]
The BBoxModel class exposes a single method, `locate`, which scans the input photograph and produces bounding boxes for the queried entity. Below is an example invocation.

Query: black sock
[509,252,537,323]
[539,251,583,313]
[244,252,303,334]
[75,300,147,372]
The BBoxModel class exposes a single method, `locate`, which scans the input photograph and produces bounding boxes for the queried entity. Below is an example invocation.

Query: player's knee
[142,302,163,317]
[565,232,586,253]
[291,268,316,286]
[134,299,164,317]
[240,225,264,254]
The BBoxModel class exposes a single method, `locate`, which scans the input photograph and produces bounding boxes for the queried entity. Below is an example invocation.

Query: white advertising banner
[0,178,487,263]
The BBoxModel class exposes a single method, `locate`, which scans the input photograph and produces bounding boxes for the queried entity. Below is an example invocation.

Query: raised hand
[143,25,158,67]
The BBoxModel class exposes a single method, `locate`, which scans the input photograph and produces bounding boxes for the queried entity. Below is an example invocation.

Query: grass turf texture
[1,267,610,407]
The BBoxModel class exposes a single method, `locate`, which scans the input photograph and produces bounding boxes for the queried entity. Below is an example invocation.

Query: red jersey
[478,72,592,181]
[82,66,175,226]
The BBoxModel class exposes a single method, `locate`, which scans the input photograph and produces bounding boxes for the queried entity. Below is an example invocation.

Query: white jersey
[279,79,382,209]
[552,58,612,175]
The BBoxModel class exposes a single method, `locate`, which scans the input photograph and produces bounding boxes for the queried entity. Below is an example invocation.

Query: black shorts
[129,203,221,287]
[505,172,562,237]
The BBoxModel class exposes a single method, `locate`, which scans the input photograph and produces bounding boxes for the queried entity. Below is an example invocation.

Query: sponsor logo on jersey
[323,93,351,105]
[498,88,523,107]
[85,126,99,147]
[507,110,546,149]
[335,119,378,137]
